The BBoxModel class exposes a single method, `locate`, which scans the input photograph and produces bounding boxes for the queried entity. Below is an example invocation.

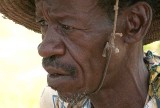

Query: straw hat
[0,0,160,45]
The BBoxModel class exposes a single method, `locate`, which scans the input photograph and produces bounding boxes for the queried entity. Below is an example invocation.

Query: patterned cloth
[40,51,160,108]
[144,51,160,108]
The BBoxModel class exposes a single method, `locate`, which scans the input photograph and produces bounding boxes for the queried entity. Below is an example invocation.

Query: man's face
[36,0,112,103]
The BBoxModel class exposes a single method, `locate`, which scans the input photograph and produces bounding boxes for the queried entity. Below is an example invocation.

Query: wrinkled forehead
[35,0,99,13]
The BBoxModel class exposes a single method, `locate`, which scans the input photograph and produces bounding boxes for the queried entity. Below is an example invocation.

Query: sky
[0,14,47,108]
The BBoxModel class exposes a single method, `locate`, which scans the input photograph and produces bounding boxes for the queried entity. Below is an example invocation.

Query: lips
[44,66,74,89]
[44,66,71,76]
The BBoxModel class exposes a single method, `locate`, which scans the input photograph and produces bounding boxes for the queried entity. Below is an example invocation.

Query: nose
[38,27,65,58]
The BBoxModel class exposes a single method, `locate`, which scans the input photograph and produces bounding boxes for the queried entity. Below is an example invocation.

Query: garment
[144,51,160,108]
[40,51,160,108]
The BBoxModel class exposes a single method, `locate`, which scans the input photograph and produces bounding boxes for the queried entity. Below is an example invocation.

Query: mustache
[42,56,77,75]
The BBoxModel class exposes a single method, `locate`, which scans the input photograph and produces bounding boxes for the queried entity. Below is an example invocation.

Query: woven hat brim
[0,0,40,33]
[0,0,160,45]
[144,18,160,44]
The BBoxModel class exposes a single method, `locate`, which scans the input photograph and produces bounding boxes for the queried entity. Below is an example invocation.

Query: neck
[89,43,149,108]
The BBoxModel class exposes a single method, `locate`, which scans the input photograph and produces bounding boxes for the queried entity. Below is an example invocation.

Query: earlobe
[124,2,152,44]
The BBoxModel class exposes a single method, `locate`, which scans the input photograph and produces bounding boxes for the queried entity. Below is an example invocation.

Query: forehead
[35,0,99,13]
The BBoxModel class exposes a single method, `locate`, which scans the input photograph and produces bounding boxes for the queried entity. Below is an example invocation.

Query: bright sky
[0,14,47,108]
[0,14,41,72]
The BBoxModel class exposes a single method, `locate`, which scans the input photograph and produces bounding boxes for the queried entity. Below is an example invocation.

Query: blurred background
[0,14,47,108]
[0,13,160,108]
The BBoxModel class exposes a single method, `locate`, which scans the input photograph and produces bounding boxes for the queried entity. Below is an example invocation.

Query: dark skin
[36,0,152,107]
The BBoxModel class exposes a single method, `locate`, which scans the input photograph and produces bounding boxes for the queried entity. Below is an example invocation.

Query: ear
[123,2,152,44]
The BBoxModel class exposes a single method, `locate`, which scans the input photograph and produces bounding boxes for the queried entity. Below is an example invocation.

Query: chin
[57,90,87,105]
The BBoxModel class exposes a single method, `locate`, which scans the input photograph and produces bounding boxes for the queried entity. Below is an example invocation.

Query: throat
[89,44,149,108]
[88,65,149,108]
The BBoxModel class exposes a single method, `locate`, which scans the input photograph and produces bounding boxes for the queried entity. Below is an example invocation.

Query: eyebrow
[35,2,89,29]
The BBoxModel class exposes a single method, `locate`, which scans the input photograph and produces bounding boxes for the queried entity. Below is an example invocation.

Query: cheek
[82,53,106,92]
[62,30,107,92]
[76,41,107,92]
[85,43,108,91]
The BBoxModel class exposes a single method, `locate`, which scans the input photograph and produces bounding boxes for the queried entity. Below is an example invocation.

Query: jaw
[47,68,87,99]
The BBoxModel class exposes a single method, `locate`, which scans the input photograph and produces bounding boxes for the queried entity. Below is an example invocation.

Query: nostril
[37,41,66,58]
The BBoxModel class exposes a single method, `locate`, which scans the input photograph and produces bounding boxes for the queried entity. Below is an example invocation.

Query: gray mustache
[42,56,77,75]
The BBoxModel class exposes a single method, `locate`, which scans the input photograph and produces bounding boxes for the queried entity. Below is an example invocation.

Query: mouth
[48,72,71,80]
[49,73,66,77]
[47,74,74,90]
[45,66,75,90]
[44,65,71,76]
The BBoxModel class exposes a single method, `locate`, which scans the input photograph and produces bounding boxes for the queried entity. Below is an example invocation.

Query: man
[0,0,160,108]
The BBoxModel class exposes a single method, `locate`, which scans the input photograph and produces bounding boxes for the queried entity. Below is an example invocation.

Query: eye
[37,19,48,26]
[61,24,73,31]
[59,23,75,33]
